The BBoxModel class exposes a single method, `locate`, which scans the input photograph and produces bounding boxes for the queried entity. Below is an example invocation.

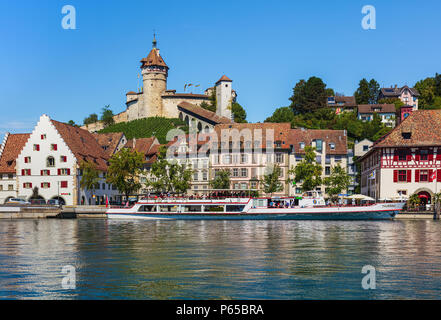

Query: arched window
[197,122,202,132]
[47,156,55,167]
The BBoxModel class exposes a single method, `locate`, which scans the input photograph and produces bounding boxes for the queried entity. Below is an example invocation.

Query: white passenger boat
[106,191,405,220]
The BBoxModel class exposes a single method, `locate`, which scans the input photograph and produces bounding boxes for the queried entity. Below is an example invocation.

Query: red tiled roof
[216,75,232,84]
[358,104,396,114]
[178,102,233,124]
[0,133,30,173]
[93,132,125,156]
[288,129,347,155]
[126,91,137,95]
[124,137,160,162]
[51,120,109,171]
[140,48,168,68]
[374,110,441,148]
[334,96,356,105]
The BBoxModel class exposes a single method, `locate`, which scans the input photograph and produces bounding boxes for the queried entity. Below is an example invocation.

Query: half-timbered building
[360,110,441,205]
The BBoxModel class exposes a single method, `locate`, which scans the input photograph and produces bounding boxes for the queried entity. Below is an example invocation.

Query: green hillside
[98,117,188,144]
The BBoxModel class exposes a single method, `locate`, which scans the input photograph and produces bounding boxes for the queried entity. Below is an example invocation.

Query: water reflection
[0,219,440,299]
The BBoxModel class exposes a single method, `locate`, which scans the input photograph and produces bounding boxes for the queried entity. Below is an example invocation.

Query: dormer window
[329,143,335,150]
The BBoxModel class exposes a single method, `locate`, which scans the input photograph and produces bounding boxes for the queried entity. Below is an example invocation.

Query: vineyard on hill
[98,117,188,144]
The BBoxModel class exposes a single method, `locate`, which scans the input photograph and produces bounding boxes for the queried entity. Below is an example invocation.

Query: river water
[0,219,440,299]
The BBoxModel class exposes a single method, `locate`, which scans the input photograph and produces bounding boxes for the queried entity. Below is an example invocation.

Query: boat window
[253,199,267,207]
[159,205,179,212]
[138,205,157,212]
[204,205,224,212]
[182,205,202,212]
[226,205,245,212]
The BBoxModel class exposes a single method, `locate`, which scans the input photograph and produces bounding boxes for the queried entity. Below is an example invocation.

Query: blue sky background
[1,0,441,136]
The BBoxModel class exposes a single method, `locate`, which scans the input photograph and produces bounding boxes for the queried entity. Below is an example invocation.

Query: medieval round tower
[139,36,169,118]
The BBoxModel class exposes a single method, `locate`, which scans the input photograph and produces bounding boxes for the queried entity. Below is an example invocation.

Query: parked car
[30,199,46,205]
[47,199,60,206]
[6,198,31,205]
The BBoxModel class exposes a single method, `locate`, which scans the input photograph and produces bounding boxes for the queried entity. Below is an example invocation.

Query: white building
[16,115,121,205]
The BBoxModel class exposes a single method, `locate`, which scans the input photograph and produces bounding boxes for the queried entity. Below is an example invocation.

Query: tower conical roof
[216,75,232,84]
[140,48,168,69]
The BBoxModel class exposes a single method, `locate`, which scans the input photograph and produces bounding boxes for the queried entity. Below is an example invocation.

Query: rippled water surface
[0,219,440,299]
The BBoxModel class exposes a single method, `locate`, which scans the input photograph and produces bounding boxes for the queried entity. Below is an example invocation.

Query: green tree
[408,194,421,210]
[200,101,216,113]
[265,107,295,123]
[261,164,283,196]
[101,105,115,127]
[210,169,231,190]
[289,77,328,114]
[67,120,79,127]
[324,164,352,202]
[84,113,98,125]
[354,78,379,104]
[106,148,144,201]
[414,77,436,108]
[79,161,101,205]
[231,102,247,123]
[148,147,193,194]
[435,73,441,97]
[289,146,323,191]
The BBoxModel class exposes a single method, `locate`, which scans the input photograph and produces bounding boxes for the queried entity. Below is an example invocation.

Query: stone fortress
[83,36,236,133]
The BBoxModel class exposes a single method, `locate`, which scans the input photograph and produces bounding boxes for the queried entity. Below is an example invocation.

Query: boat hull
[107,210,399,221]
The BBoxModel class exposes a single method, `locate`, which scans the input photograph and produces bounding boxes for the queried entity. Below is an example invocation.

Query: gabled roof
[216,75,232,84]
[0,133,30,173]
[358,104,396,114]
[178,102,233,125]
[373,110,441,148]
[93,132,125,156]
[380,85,420,97]
[140,48,168,68]
[124,137,160,162]
[288,129,347,155]
[51,120,109,171]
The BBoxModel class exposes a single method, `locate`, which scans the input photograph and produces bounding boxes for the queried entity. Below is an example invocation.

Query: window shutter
[58,169,61,175]
[438,170,441,182]
[21,169,24,176]
[407,170,412,183]
[67,169,71,175]
[393,153,398,161]
[429,169,434,182]
[54,144,57,151]
[36,145,40,151]
[407,154,412,161]
[48,183,51,188]
[415,170,420,182]
[393,170,398,182]
[429,153,434,161]
[30,183,32,188]
[24,157,28,163]
[415,154,420,161]
[23,183,25,188]
[40,170,43,176]
[436,154,441,161]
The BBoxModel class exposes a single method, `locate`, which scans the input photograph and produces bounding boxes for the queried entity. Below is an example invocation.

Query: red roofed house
[16,115,122,205]
[360,110,441,205]
[0,133,30,203]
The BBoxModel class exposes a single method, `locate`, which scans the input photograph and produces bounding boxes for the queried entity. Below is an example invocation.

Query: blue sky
[1,0,440,135]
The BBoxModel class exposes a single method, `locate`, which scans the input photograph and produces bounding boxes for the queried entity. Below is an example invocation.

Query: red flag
[105,195,109,208]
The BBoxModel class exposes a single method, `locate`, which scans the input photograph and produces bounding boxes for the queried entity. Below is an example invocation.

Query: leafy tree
[435,73,441,97]
[289,77,328,114]
[231,102,247,123]
[265,107,295,123]
[84,113,98,125]
[354,78,379,104]
[408,194,421,210]
[101,105,115,127]
[414,77,436,108]
[29,186,41,200]
[200,101,216,113]
[324,164,352,202]
[79,161,101,205]
[148,146,193,194]
[289,146,323,191]
[67,120,79,127]
[106,148,144,201]
[210,169,231,189]
[261,164,283,196]
[378,97,404,112]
